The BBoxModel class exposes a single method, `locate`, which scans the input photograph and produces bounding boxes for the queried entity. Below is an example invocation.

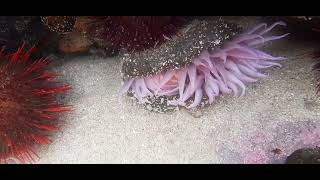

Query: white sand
[36,17,320,164]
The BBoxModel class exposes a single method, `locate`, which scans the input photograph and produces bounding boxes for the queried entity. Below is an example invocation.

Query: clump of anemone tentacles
[120,21,289,109]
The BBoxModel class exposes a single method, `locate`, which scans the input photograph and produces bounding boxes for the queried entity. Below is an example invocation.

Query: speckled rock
[121,17,241,79]
[285,147,320,164]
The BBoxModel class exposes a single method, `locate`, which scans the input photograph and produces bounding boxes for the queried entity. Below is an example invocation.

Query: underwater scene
[0,16,320,164]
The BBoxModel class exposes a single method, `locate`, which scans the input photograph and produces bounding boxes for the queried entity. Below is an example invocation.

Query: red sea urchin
[0,44,71,163]
[93,16,185,51]
[120,18,289,111]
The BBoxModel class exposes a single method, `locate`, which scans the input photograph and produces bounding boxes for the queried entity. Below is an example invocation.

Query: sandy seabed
[36,16,320,164]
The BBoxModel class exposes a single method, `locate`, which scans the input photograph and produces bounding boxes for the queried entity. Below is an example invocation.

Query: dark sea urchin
[93,16,186,51]
[280,16,320,95]
[0,45,71,163]
[120,18,289,111]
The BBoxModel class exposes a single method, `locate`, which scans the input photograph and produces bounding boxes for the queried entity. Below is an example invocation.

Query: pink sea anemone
[120,21,289,109]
